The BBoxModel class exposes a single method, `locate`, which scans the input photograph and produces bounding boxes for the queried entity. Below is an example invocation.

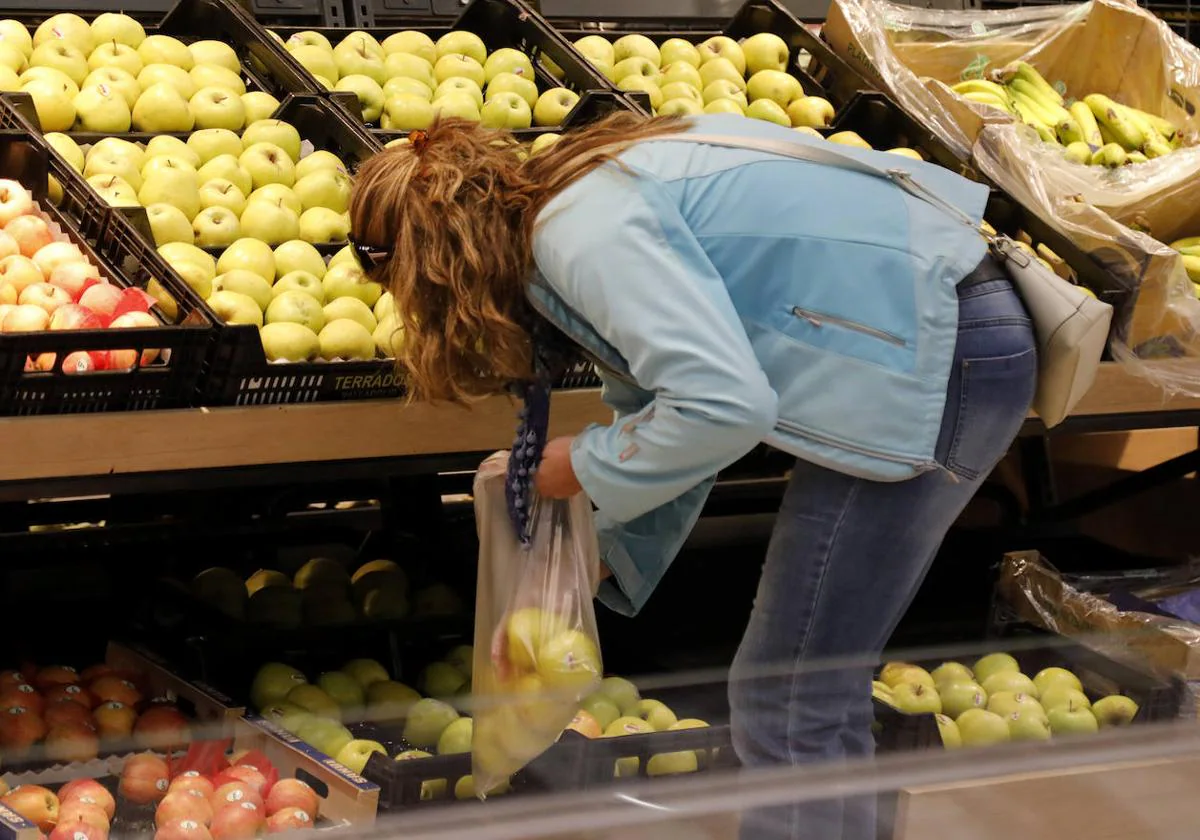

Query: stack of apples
[0,662,190,765]
[274,27,583,133]
[48,120,353,250]
[0,178,164,373]
[874,653,1142,748]
[0,13,281,135]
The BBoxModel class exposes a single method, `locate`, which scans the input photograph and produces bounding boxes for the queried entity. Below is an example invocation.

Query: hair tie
[410,129,429,153]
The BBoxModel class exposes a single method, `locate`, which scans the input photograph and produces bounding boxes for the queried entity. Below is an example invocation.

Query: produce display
[272,28,581,132]
[0,13,282,134]
[950,61,1185,168]
[0,661,190,765]
[186,557,465,628]
[0,178,166,372]
[873,654,1141,748]
[0,752,323,840]
[1166,237,1200,298]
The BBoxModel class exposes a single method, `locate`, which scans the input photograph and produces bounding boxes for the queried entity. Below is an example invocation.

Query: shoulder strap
[671,132,990,241]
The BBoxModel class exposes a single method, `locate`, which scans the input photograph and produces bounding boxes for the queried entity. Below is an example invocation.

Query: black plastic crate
[0,134,212,415]
[252,0,350,27]
[269,0,619,135]
[0,0,347,27]
[555,0,877,122]
[872,628,1189,753]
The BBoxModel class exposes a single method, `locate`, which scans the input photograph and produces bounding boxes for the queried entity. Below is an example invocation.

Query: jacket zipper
[790,306,907,347]
[774,417,939,472]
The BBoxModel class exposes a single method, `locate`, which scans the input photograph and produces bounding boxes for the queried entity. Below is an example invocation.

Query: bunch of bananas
[1167,238,1200,298]
[980,220,1101,298]
[951,61,1183,168]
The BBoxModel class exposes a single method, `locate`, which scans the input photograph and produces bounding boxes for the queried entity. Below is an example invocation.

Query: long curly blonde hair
[349,112,684,403]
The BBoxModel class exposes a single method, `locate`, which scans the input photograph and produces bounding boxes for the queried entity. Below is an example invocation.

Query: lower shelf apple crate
[871,628,1187,753]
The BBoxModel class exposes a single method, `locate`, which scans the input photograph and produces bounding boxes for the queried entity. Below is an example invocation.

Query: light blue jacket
[527,114,989,617]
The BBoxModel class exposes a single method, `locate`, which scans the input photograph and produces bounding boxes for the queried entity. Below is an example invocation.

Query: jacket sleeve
[532,167,778,525]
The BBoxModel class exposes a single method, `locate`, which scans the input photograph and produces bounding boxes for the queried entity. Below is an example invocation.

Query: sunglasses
[349,235,392,272]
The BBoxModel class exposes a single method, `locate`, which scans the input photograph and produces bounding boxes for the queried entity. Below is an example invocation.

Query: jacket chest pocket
[778,304,915,372]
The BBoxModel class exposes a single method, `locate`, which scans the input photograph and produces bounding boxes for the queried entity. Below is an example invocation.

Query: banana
[1144,134,1174,159]
[1169,236,1200,250]
[980,220,998,237]
[1085,94,1145,151]
[1012,61,1064,106]
[1183,254,1200,283]
[961,91,1012,112]
[952,79,1012,102]
[1123,104,1179,142]
[1036,243,1073,280]
[1177,245,1200,257]
[1010,80,1071,124]
[1064,141,1093,164]
[1069,101,1104,149]
[1056,116,1085,145]
[1127,151,1149,164]
[1011,97,1057,142]
[1192,281,1200,299]
[1091,142,1128,167]
[1013,240,1037,257]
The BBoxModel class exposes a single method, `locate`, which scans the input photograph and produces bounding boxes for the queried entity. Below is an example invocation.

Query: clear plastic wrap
[826,0,1200,392]
[470,451,603,797]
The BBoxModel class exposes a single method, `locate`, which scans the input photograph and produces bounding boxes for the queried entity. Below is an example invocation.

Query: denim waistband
[958,253,1007,293]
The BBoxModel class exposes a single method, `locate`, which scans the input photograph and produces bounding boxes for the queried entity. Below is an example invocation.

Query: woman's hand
[535,436,583,499]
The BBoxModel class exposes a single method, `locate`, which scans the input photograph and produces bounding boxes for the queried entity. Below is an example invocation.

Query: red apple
[0,255,46,295]
[221,767,266,798]
[44,700,94,730]
[108,311,161,367]
[156,792,214,828]
[156,820,213,840]
[265,808,311,834]
[77,283,122,318]
[80,666,115,683]
[134,706,190,751]
[56,800,109,830]
[49,263,101,301]
[43,684,94,710]
[118,753,170,805]
[210,802,263,840]
[49,303,103,331]
[169,775,215,800]
[58,781,115,820]
[0,229,20,259]
[45,724,100,764]
[92,701,136,740]
[19,282,71,316]
[0,683,45,715]
[6,216,53,257]
[0,707,48,754]
[34,667,79,691]
[0,670,27,689]
[88,676,141,709]
[0,179,34,225]
[49,821,106,840]
[32,242,86,278]
[210,783,262,814]
[3,303,49,332]
[1,785,60,832]
[263,781,317,820]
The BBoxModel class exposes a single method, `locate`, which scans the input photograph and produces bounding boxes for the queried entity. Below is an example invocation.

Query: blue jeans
[729,260,1037,840]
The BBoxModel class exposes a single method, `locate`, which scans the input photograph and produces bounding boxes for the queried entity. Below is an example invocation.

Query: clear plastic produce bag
[470,451,603,796]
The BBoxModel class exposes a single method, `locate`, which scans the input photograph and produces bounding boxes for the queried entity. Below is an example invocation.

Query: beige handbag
[672,132,1114,427]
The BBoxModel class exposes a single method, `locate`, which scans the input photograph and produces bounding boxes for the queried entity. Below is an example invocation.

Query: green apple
[433,54,484,87]
[159,242,216,277]
[402,698,459,748]
[241,200,300,246]
[703,98,743,116]
[291,44,337,84]
[660,62,703,91]
[658,98,702,117]
[890,682,942,715]
[295,717,353,758]
[294,556,349,590]
[335,74,384,123]
[433,77,482,107]
[533,87,579,127]
[1007,707,1051,741]
[274,240,326,278]
[242,91,280,124]
[981,671,1038,699]
[146,203,193,246]
[0,20,33,58]
[189,130,243,167]
[21,78,75,130]
[529,132,561,156]
[251,662,307,710]
[138,35,192,69]
[214,269,272,310]
[383,52,434,89]
[698,57,745,92]
[89,135,143,168]
[1092,694,1139,727]
[480,91,532,129]
[660,82,702,105]
[343,658,389,689]
[486,72,537,108]
[87,42,142,77]
[537,628,601,692]
[939,681,987,718]
[931,662,975,686]
[143,154,197,181]
[746,69,802,108]
[328,245,356,269]
[613,56,658,85]
[435,30,486,65]
[420,662,466,699]
[604,715,653,738]
[146,134,199,166]
[132,82,194,132]
[286,30,332,52]
[140,168,200,220]
[267,289,325,333]
[319,318,373,360]
[956,708,1010,746]
[88,174,139,207]
[1040,686,1090,712]
[647,749,697,777]
[613,34,660,67]
[580,694,620,730]
[217,237,275,280]
[483,47,533,83]
[364,680,420,722]
[618,76,662,111]
[633,698,677,731]
[382,93,433,130]
[193,207,241,248]
[138,63,196,99]
[1047,701,1099,735]
[82,67,139,108]
[1032,667,1083,696]
[243,119,302,162]
[318,671,365,711]
[787,96,835,128]
[373,318,402,357]
[383,75,431,102]
[189,86,246,131]
[746,98,791,126]
[91,13,145,49]
[0,42,27,73]
[199,179,247,216]
[198,155,253,195]
[295,150,347,181]
[29,42,88,86]
[702,80,748,109]
[574,36,614,66]
[382,30,436,63]
[188,39,238,73]
[84,149,142,190]
[436,717,472,755]
[207,290,263,326]
[431,92,480,121]
[880,664,935,689]
[935,714,961,749]
[273,271,324,304]
[0,64,24,91]
[249,184,301,216]
[260,701,312,735]
[240,142,296,190]
[287,683,341,720]
[294,168,351,213]
[191,567,247,618]
[973,653,1021,685]
[246,569,289,595]
[323,296,375,333]
[596,676,640,715]
[21,65,78,95]
[298,207,350,244]
[987,691,1044,719]
[443,644,472,678]
[333,36,386,85]
[335,739,386,774]
[658,37,700,68]
[698,36,745,74]
[742,32,789,75]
